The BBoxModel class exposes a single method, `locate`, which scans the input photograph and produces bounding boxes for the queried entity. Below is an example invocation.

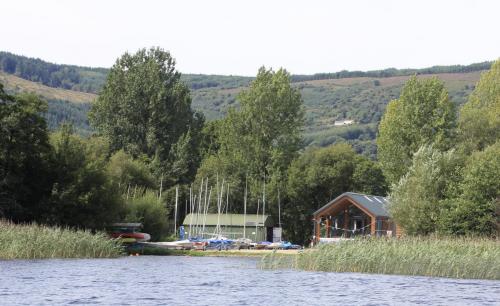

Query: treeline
[1,47,498,244]
[0,51,107,93]
[291,61,492,82]
[378,61,500,236]
[1,51,491,93]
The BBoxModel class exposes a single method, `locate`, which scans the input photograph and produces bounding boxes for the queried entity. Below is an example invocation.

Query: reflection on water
[0,256,499,305]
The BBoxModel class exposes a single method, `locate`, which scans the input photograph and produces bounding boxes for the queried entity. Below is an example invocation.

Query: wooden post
[371,217,376,236]
[315,218,321,243]
[343,208,350,237]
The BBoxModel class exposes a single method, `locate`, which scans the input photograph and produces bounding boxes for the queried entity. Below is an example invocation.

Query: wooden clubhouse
[313,192,402,242]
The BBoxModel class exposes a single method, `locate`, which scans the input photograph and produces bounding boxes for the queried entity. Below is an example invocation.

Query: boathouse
[313,192,401,242]
[182,213,276,242]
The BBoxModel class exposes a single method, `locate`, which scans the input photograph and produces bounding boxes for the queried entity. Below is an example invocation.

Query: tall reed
[261,236,500,280]
[0,220,123,259]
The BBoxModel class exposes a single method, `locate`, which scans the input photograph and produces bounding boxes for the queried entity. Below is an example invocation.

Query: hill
[0,51,490,157]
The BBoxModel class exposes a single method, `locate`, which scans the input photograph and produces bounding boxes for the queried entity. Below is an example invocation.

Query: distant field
[0,71,96,104]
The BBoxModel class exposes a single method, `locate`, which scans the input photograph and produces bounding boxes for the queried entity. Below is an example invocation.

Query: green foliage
[378,76,456,184]
[439,142,500,235]
[285,144,387,243]
[219,67,304,178]
[89,47,203,185]
[47,126,123,228]
[196,67,305,217]
[388,146,462,235]
[458,59,500,153]
[44,99,91,135]
[107,150,155,192]
[0,85,53,221]
[124,189,169,241]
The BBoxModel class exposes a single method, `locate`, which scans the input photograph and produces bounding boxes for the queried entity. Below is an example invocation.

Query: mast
[255,199,260,242]
[174,186,178,237]
[262,179,266,240]
[278,187,281,228]
[225,183,229,238]
[243,175,247,239]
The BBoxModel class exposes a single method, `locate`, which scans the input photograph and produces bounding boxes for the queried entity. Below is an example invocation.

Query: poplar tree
[377,76,456,184]
[89,47,203,185]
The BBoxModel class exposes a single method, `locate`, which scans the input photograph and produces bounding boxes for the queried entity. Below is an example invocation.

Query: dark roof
[183,213,274,227]
[313,192,390,217]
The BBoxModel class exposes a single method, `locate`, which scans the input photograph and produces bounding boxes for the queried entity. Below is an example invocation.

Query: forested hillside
[0,51,490,157]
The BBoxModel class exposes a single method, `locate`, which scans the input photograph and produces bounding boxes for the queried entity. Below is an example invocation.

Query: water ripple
[0,256,499,305]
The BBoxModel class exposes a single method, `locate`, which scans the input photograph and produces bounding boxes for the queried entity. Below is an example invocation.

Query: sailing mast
[262,179,266,240]
[243,175,247,239]
[174,186,178,237]
[255,199,260,242]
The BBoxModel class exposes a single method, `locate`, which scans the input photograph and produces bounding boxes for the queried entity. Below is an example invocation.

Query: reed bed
[261,236,500,280]
[0,220,123,259]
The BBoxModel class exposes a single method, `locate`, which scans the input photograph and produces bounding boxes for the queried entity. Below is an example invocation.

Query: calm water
[1,256,499,305]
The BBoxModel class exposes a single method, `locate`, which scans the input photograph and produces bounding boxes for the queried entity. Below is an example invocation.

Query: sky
[1,0,499,76]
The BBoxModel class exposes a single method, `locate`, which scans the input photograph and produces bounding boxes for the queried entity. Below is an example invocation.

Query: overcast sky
[2,0,499,76]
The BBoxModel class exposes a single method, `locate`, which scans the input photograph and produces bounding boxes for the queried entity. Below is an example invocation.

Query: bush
[124,190,170,241]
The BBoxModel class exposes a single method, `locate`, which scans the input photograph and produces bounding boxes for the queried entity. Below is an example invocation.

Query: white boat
[144,240,194,250]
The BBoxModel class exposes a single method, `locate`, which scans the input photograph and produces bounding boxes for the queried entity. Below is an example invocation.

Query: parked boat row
[135,237,301,251]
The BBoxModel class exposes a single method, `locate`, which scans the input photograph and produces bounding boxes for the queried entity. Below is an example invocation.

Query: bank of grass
[261,236,500,280]
[0,221,123,259]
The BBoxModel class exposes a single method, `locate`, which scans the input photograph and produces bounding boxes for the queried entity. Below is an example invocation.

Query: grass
[260,236,500,280]
[0,220,123,259]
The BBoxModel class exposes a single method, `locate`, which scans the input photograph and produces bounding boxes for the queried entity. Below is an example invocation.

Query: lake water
[1,256,499,305]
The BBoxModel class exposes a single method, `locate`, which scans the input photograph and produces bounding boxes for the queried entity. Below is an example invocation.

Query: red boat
[108,223,151,242]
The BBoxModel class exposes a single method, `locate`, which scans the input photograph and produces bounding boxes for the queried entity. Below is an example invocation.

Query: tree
[47,126,123,228]
[388,145,462,235]
[89,47,203,185]
[285,144,387,243]
[440,142,499,235]
[458,59,500,153]
[124,189,170,241]
[377,76,456,184]
[0,85,52,221]
[194,67,305,217]
[107,150,155,193]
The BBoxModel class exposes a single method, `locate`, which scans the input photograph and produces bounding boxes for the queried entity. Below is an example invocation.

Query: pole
[174,186,178,237]
[243,175,247,239]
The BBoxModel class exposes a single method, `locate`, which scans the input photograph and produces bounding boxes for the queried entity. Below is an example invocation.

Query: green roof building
[182,213,276,242]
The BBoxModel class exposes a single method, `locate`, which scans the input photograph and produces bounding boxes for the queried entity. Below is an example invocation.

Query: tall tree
[222,67,304,178]
[195,67,304,214]
[89,47,203,185]
[377,76,456,184]
[458,59,500,153]
[0,84,52,221]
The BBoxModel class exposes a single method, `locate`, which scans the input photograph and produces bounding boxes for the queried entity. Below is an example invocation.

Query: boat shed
[313,192,402,242]
[182,213,275,242]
